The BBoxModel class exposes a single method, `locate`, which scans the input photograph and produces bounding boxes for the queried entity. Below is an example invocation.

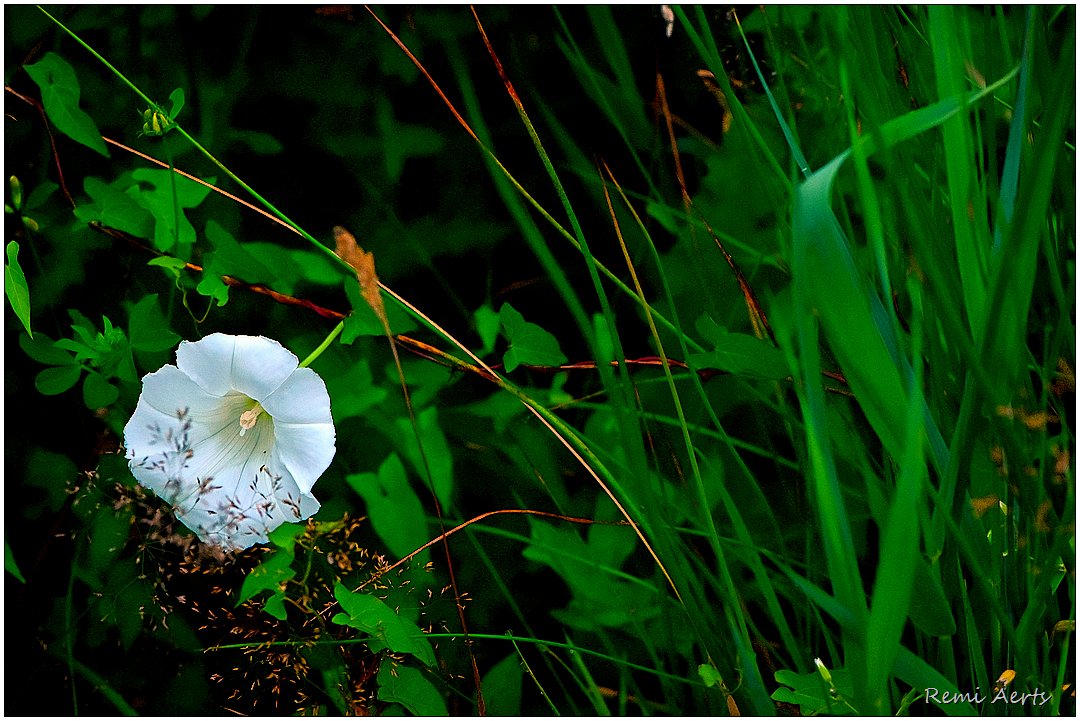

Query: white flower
[123,333,336,551]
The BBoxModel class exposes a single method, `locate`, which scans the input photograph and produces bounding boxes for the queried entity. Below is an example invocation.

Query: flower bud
[9,175,22,210]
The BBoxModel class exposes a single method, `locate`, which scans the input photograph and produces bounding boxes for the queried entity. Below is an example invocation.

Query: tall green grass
[11,4,1072,715]
[424,5,1074,715]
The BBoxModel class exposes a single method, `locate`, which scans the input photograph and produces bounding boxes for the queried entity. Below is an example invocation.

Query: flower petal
[176,334,298,400]
[172,462,320,551]
[124,397,193,501]
[260,367,332,424]
[137,364,231,419]
[272,421,337,493]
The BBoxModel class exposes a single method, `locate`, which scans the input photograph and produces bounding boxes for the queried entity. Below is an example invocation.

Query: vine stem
[298,321,344,368]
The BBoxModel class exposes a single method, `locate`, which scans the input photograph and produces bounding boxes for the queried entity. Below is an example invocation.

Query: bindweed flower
[124,333,336,551]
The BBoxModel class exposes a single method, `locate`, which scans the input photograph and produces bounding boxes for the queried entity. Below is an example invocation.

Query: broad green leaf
[375,97,445,182]
[235,243,341,294]
[691,314,788,379]
[481,653,523,716]
[74,177,155,239]
[131,169,215,252]
[5,241,32,337]
[195,273,229,307]
[523,516,661,630]
[20,332,73,366]
[772,668,855,715]
[24,180,58,211]
[324,356,388,422]
[340,279,417,341]
[346,453,429,561]
[499,302,567,372]
[229,129,283,155]
[85,505,133,576]
[196,220,274,306]
[268,522,307,551]
[167,87,185,119]
[128,294,180,352]
[100,561,150,651]
[331,582,436,666]
[147,255,188,279]
[237,550,296,621]
[82,371,119,409]
[55,337,97,360]
[698,664,725,688]
[24,449,77,516]
[6,540,26,583]
[473,304,501,356]
[907,560,957,637]
[24,52,109,157]
[376,663,448,716]
[392,406,453,511]
[35,364,82,395]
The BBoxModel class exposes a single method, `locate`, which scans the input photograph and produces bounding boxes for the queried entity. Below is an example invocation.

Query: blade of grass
[674,5,790,190]
[929,6,991,338]
[729,8,811,179]
[864,276,928,714]
[980,23,1074,402]
[600,167,773,711]
[603,163,805,688]
[790,70,1018,480]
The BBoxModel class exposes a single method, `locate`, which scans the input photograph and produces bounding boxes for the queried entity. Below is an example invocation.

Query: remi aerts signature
[924,687,1053,707]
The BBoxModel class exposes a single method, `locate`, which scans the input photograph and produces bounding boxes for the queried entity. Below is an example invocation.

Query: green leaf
[772,667,855,715]
[24,181,58,211]
[698,664,724,688]
[24,52,109,157]
[392,406,453,511]
[5,241,32,337]
[195,273,229,307]
[85,505,133,576]
[147,255,187,276]
[24,449,77,516]
[229,129,283,155]
[83,372,119,409]
[128,294,180,352]
[499,302,567,372]
[324,356,388,422]
[522,516,661,630]
[907,560,957,637]
[74,177,155,239]
[473,304,501,356]
[196,220,274,306]
[331,582,436,666]
[6,540,26,583]
[481,653,523,715]
[691,315,788,379]
[347,453,429,561]
[167,87,185,119]
[131,168,214,252]
[340,279,418,341]
[20,332,74,366]
[237,550,296,620]
[268,522,307,551]
[376,663,448,716]
[35,364,82,395]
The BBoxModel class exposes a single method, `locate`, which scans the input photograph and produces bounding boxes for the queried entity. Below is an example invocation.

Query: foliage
[5,4,1074,717]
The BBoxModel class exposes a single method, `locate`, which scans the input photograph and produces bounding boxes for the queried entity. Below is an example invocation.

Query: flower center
[239,403,265,436]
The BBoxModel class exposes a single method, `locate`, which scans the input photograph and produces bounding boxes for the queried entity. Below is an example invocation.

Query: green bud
[9,175,23,210]
[814,658,834,687]
[22,216,40,233]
